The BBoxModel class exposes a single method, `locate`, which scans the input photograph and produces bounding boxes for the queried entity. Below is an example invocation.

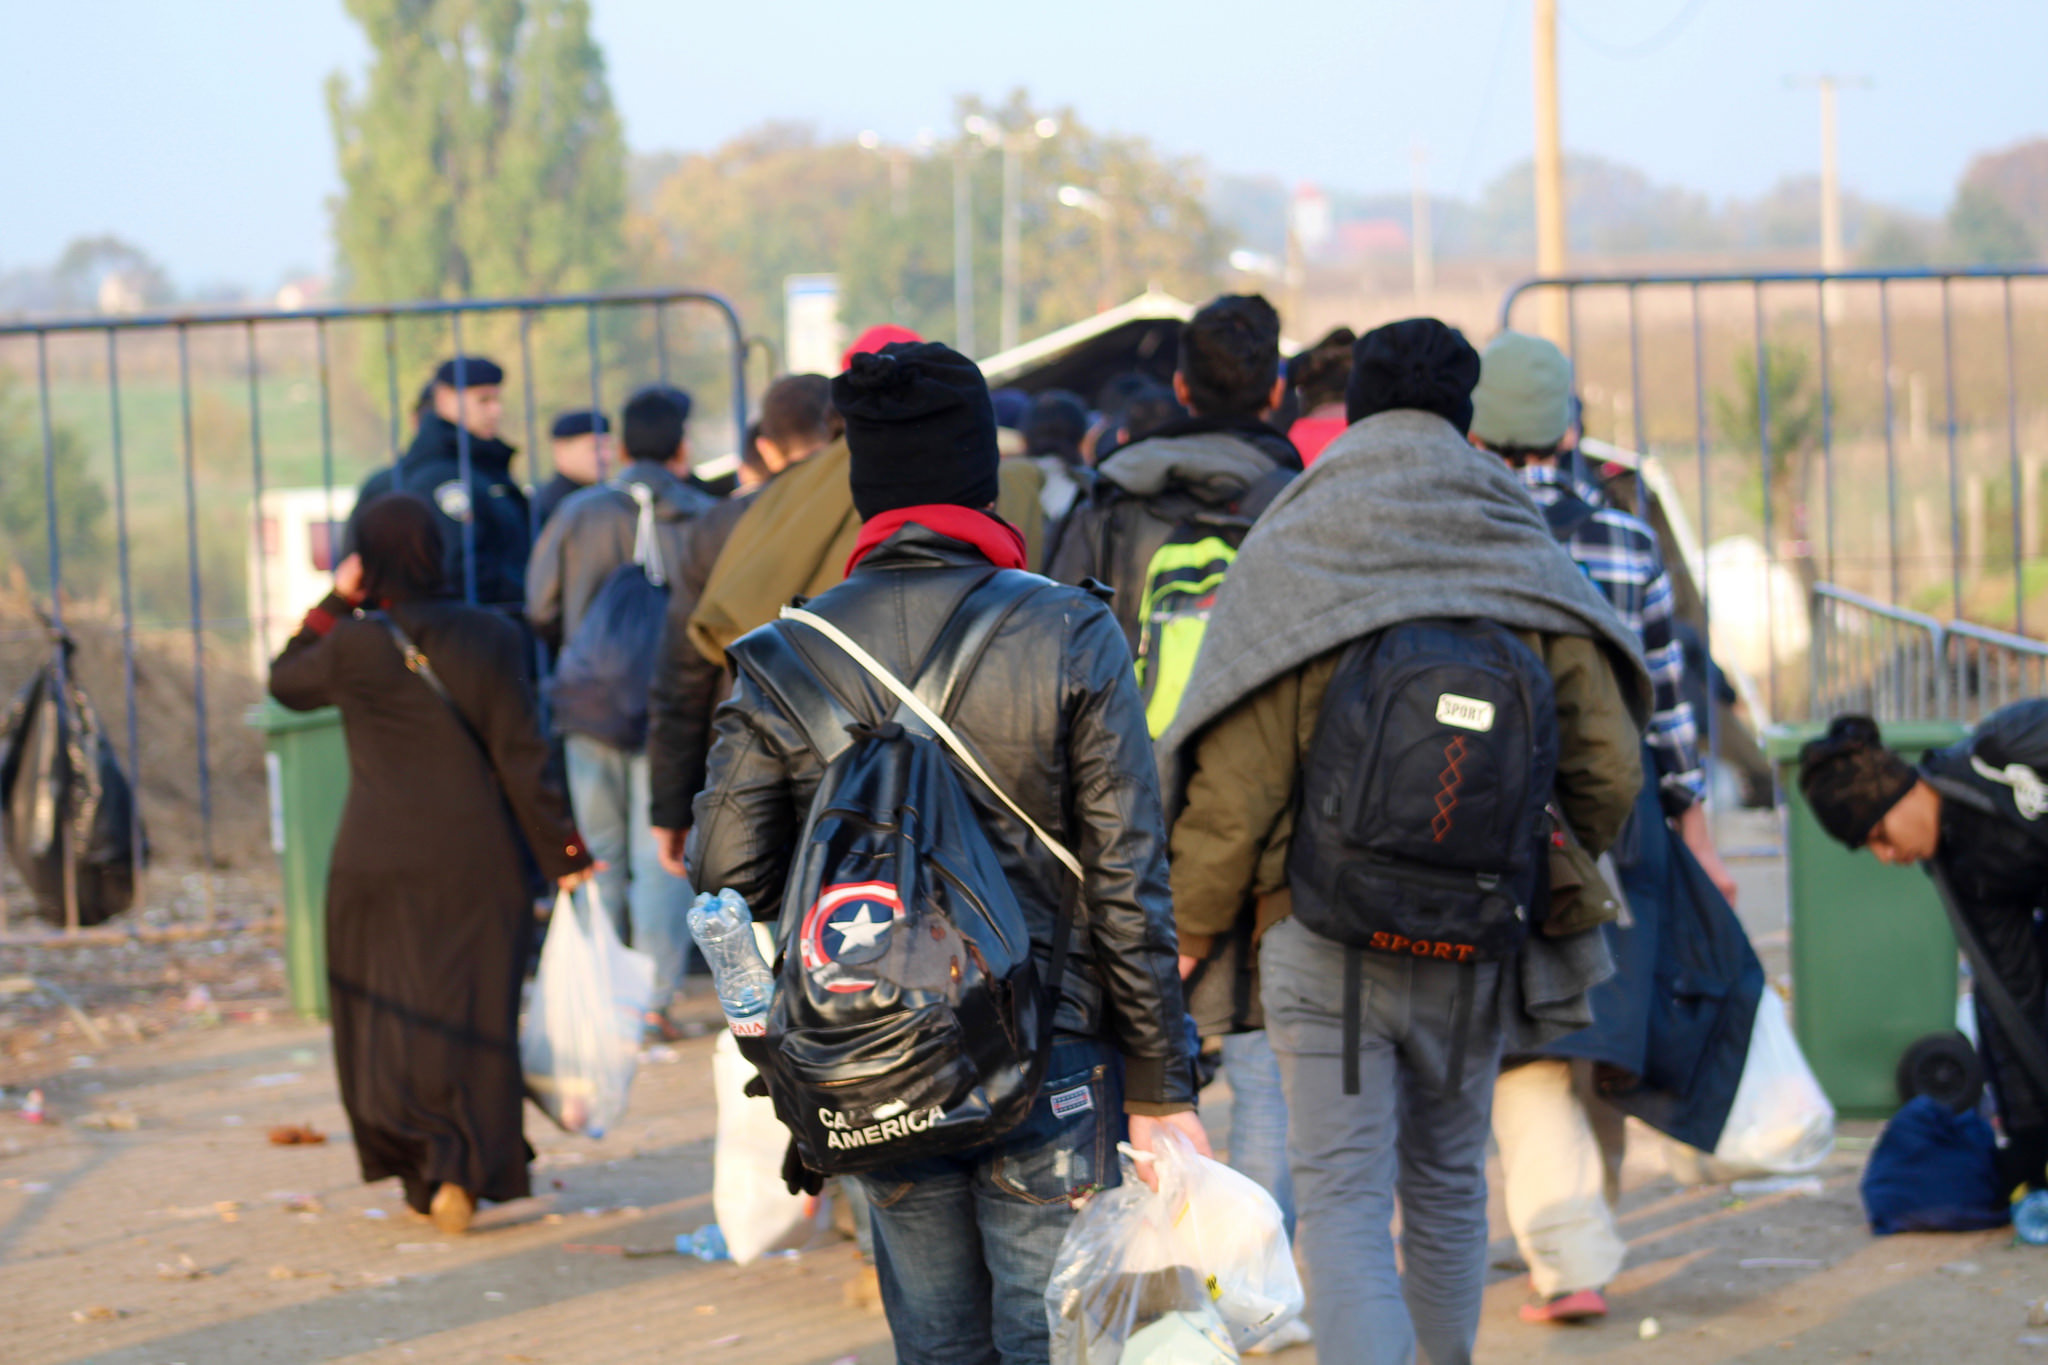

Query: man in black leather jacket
[1802,704,2048,1189]
[686,341,1204,1365]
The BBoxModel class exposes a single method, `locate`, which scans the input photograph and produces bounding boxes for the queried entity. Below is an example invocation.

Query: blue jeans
[1221,1029,1296,1241]
[563,734,695,1005]
[857,1041,1124,1365]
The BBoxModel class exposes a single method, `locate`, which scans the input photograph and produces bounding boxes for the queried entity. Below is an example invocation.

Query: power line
[1454,0,1522,195]
[1561,0,1711,58]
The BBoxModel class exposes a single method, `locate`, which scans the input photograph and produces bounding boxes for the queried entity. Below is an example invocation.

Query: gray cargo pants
[1260,915,1506,1365]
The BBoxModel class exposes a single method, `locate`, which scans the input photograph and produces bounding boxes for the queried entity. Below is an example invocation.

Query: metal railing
[0,287,747,936]
[1500,267,2048,725]
[1810,581,2048,724]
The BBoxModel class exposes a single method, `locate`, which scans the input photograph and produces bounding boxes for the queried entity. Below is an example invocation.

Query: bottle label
[729,1016,768,1037]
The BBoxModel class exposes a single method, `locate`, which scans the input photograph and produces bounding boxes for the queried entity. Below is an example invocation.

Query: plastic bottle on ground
[687,889,775,1038]
[2015,1190,2048,1245]
[679,1224,731,1261]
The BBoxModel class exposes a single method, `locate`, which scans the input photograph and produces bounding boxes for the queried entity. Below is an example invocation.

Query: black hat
[550,409,611,440]
[833,342,1000,520]
[1798,715,1921,849]
[1346,319,1481,433]
[433,355,505,389]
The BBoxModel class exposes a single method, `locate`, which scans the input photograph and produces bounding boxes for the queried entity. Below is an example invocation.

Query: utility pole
[1532,0,1568,344]
[1411,143,1435,304]
[992,117,1059,356]
[1818,76,1842,274]
[953,140,974,357]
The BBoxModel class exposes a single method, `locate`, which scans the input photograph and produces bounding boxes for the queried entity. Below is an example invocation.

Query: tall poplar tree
[328,0,627,394]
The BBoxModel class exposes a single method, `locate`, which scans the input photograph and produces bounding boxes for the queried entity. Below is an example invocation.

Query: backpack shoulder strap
[1234,465,1295,522]
[729,621,865,768]
[909,570,1053,721]
[780,591,1083,881]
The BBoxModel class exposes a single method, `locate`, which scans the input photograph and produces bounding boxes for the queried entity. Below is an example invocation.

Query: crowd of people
[275,296,1796,1364]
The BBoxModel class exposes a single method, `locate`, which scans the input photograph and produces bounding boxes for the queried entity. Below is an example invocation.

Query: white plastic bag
[1046,1131,1304,1363]
[1713,988,1835,1174]
[713,1029,814,1263]
[520,886,654,1139]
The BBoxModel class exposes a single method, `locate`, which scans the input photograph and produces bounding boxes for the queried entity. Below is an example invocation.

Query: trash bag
[1861,1095,2010,1234]
[1712,988,1835,1174]
[1046,1131,1304,1363]
[520,885,655,1138]
[0,640,145,926]
[713,1029,814,1264]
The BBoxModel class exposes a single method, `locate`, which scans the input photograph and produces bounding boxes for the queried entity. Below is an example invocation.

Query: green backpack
[1131,469,1293,738]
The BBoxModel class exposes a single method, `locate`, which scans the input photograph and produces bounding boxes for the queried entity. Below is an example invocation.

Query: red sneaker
[1520,1289,1609,1324]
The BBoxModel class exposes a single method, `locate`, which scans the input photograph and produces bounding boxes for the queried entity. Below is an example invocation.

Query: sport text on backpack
[547,483,669,749]
[725,572,1082,1176]
[1288,619,1559,1091]
[1132,469,1291,738]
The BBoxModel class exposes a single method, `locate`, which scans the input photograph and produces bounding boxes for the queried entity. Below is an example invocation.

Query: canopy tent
[976,291,1195,404]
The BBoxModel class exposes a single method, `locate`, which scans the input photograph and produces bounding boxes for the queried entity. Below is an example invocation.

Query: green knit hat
[1471,330,1573,451]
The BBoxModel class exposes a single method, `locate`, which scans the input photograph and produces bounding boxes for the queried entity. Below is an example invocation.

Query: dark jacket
[647,490,753,829]
[372,414,532,609]
[685,524,1200,1114]
[1044,415,1299,655]
[1921,703,2048,1133]
[531,472,587,530]
[525,462,716,653]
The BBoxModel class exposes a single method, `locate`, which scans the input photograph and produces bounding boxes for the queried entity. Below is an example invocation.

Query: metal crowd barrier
[1811,580,2048,724]
[1500,267,2048,724]
[0,287,747,935]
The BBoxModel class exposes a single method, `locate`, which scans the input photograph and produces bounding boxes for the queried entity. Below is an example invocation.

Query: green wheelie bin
[1765,719,1969,1119]
[249,701,348,1021]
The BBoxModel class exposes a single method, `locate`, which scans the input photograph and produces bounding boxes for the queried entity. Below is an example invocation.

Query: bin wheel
[1896,1032,1984,1113]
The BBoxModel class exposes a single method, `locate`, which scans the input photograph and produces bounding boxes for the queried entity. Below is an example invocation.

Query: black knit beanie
[834,341,1000,519]
[1345,318,1482,433]
[1798,715,1921,849]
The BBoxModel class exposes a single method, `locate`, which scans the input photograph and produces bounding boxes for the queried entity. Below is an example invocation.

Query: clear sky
[4,0,2042,291]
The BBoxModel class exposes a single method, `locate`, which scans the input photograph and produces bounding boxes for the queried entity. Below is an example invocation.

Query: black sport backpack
[726,571,1080,1176]
[1288,618,1559,965]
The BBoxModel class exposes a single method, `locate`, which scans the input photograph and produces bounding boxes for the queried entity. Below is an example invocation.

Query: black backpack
[726,571,1080,1176]
[1289,618,1558,965]
[548,483,669,749]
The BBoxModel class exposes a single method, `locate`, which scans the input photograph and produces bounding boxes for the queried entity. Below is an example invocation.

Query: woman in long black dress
[270,493,591,1234]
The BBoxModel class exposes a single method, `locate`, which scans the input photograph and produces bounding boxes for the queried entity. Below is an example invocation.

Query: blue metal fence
[0,287,747,934]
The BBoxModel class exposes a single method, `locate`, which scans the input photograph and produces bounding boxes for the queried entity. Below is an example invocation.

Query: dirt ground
[2,824,2046,1363]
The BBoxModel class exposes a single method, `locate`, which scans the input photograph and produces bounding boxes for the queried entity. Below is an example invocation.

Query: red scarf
[847,505,1028,575]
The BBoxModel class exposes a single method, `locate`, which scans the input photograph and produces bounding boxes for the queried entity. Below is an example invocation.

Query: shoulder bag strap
[370,611,491,759]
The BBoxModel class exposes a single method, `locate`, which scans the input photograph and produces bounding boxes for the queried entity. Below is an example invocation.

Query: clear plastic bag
[520,886,655,1139]
[1713,988,1835,1174]
[712,1030,814,1263]
[1046,1131,1305,1363]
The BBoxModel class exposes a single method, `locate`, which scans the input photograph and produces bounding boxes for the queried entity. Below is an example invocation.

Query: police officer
[1801,703,2048,1190]
[356,356,530,611]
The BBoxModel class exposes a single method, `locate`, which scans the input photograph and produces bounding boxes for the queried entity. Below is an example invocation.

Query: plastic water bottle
[687,888,775,1038]
[678,1224,730,1261]
[2016,1190,2048,1245]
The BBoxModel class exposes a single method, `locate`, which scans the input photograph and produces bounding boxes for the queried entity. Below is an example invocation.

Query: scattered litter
[282,1195,324,1215]
[21,1090,45,1124]
[269,1266,323,1280]
[1638,1317,1661,1340]
[681,1225,730,1261]
[1943,1261,1984,1276]
[70,1305,125,1323]
[183,985,214,1012]
[1731,1175,1825,1199]
[694,1305,716,1315]
[2031,1297,2048,1328]
[69,1055,96,1069]
[563,1242,677,1259]
[267,1123,325,1146]
[249,1073,303,1088]
[1739,1258,1824,1269]
[542,1213,564,1224]
[221,1116,244,1127]
[531,1151,586,1169]
[642,1045,680,1064]
[15,1181,52,1194]
[157,1255,208,1281]
[78,1112,140,1132]
[363,1208,390,1220]
[484,1290,507,1301]
[2022,1335,2048,1349]
[710,1336,743,1348]
[355,1272,400,1288]
[289,1049,319,1065]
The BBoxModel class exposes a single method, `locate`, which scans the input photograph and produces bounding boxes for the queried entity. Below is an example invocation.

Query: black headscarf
[1798,714,1921,848]
[834,341,1000,519]
[1346,318,1481,433]
[355,492,449,603]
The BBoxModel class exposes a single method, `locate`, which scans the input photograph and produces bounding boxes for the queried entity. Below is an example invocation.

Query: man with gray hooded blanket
[1161,318,1648,1365]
